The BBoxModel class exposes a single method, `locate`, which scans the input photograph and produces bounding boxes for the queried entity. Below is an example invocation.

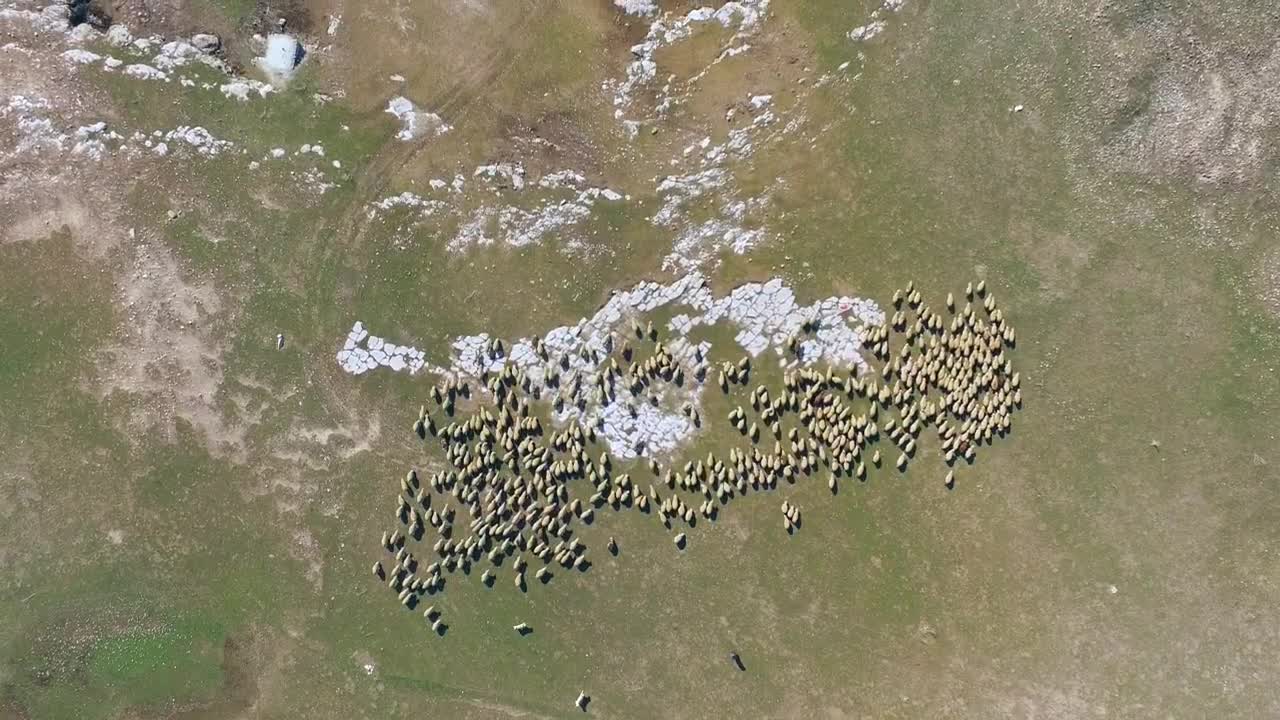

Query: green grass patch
[0,231,114,423]
[86,617,226,704]
[210,0,257,25]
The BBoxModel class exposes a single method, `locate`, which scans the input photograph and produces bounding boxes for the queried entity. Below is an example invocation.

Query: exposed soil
[95,236,247,458]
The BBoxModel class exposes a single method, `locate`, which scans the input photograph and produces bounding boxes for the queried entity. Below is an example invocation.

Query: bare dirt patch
[96,236,245,459]
[2,195,94,246]
[1100,43,1280,185]
[290,528,324,592]
[1065,2,1280,188]
[278,411,381,467]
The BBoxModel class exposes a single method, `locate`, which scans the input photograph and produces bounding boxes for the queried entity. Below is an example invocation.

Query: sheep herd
[372,280,1021,639]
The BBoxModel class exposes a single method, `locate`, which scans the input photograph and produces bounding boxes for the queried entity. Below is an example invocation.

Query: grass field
[2,0,1279,717]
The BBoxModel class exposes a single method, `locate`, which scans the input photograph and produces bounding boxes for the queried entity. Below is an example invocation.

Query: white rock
[473,163,525,189]
[67,23,99,44]
[123,64,167,81]
[386,96,451,141]
[152,40,210,71]
[614,0,658,15]
[848,21,886,42]
[191,33,221,53]
[106,24,133,47]
[221,79,274,101]
[61,48,101,64]
[163,126,234,156]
